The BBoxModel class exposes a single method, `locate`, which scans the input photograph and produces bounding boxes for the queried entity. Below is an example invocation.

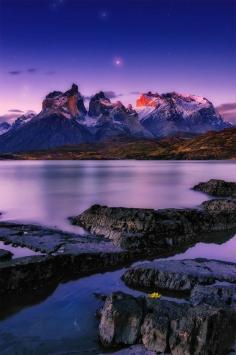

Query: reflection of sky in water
[0,160,235,233]
[0,241,42,259]
[0,161,236,353]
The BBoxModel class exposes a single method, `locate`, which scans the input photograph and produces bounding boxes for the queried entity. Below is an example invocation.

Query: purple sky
[0,0,235,121]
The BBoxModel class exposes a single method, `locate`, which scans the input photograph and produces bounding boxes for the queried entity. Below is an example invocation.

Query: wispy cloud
[8,109,24,113]
[84,91,123,101]
[104,91,123,99]
[8,70,22,75]
[27,68,37,74]
[217,102,236,124]
[8,68,39,75]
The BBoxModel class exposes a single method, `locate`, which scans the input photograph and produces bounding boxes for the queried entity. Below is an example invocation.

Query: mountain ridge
[0,84,232,153]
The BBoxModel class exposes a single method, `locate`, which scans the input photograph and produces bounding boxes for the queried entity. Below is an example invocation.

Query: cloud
[27,68,37,74]
[84,91,123,101]
[217,103,236,112]
[8,109,24,113]
[104,91,123,99]
[8,70,22,75]
[216,102,236,124]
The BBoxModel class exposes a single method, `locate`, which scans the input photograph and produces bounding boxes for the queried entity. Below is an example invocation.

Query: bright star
[113,57,123,67]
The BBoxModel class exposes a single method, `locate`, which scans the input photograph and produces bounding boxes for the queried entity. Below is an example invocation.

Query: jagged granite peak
[86,94,152,140]
[136,91,232,137]
[88,91,113,117]
[42,83,87,119]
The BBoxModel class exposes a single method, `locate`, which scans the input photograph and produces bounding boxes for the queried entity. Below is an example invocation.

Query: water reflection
[0,160,235,233]
[0,161,236,354]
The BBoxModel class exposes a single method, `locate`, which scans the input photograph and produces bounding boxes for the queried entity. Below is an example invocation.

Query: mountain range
[0,83,232,153]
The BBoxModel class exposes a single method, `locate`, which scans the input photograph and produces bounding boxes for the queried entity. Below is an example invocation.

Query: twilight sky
[0,0,235,120]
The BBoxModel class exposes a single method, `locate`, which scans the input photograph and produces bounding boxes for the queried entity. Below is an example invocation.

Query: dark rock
[0,221,134,298]
[193,179,236,197]
[201,198,236,212]
[71,204,236,251]
[191,283,236,307]
[88,92,113,117]
[0,249,13,261]
[122,259,236,292]
[98,293,236,355]
[99,292,144,347]
[99,345,156,354]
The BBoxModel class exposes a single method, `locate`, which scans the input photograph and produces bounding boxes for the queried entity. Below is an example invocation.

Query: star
[98,9,110,21]
[113,57,123,67]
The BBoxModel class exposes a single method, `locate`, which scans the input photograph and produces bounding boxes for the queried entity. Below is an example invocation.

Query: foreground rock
[0,221,134,298]
[201,198,236,212]
[193,179,236,197]
[99,292,236,355]
[122,258,236,292]
[71,203,236,252]
[0,249,13,261]
[191,283,236,307]
[99,292,144,347]
[100,345,156,354]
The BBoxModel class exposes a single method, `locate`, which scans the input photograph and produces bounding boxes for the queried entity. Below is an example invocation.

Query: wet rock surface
[122,258,236,292]
[100,345,156,354]
[0,221,133,298]
[98,292,236,355]
[201,198,236,211]
[99,292,144,347]
[71,203,236,251]
[0,249,12,261]
[193,179,236,197]
[191,283,236,307]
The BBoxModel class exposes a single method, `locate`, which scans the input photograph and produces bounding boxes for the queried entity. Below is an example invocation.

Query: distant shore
[0,127,235,160]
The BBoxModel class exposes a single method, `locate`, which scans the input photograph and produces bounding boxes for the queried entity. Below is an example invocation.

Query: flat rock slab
[191,283,236,307]
[0,221,109,254]
[71,203,236,251]
[0,249,13,261]
[193,179,236,197]
[122,258,236,292]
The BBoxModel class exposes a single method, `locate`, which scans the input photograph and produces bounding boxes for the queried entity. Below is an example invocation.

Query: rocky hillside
[2,127,235,160]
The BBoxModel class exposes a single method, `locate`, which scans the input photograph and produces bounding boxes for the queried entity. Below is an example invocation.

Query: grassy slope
[1,128,235,160]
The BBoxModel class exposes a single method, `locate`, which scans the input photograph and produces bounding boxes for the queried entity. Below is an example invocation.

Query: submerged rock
[98,292,236,355]
[0,249,13,261]
[193,179,236,197]
[122,259,236,292]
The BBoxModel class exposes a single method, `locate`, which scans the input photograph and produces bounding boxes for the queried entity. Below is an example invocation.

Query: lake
[0,160,235,354]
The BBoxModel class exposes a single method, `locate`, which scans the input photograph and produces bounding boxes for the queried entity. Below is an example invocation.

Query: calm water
[0,160,236,354]
[0,160,236,232]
